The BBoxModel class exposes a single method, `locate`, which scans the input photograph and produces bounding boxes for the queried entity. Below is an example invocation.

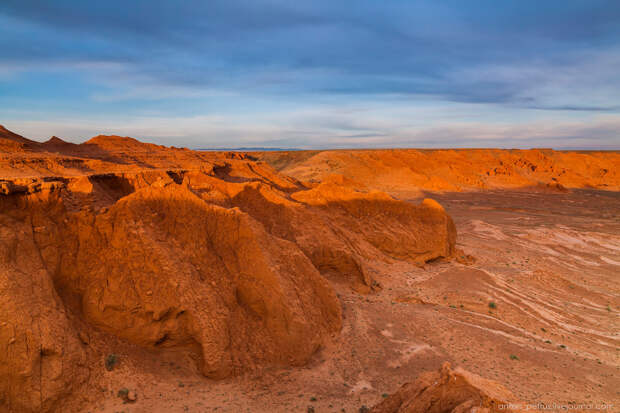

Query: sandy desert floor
[84,189,619,413]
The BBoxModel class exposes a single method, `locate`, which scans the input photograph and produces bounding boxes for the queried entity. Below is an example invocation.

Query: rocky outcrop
[256,148,620,194]
[372,363,532,413]
[0,126,457,412]
[0,203,88,413]
[182,173,456,292]
[0,179,342,412]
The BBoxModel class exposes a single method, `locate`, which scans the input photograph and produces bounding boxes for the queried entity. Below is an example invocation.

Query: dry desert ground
[1,125,618,413]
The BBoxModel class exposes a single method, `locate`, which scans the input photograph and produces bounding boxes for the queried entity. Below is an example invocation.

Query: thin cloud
[1,1,619,147]
[4,111,619,150]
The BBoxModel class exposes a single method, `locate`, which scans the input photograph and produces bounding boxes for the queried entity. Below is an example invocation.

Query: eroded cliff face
[256,148,620,195]
[0,203,89,412]
[0,126,456,412]
[181,171,456,293]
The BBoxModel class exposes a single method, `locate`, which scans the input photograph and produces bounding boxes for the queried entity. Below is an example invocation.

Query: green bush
[105,354,119,371]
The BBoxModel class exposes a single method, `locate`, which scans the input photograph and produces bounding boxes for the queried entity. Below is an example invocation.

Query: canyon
[0,125,618,412]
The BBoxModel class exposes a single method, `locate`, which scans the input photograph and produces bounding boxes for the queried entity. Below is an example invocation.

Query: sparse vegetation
[510,354,519,360]
[105,354,119,371]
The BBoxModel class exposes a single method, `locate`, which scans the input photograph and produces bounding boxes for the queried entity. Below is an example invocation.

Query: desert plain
[0,124,618,413]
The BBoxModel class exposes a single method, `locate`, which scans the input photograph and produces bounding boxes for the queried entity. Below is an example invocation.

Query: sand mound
[372,362,532,413]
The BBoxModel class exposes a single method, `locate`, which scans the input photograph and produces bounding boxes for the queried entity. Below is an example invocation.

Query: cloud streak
[1,1,619,148]
[5,107,619,150]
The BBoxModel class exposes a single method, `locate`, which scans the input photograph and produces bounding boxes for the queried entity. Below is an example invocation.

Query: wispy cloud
[1,1,619,147]
[5,107,619,149]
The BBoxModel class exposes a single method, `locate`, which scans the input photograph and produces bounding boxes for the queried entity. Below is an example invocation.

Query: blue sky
[1,0,619,149]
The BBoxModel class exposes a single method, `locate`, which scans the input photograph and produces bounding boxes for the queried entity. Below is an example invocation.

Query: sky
[1,0,619,149]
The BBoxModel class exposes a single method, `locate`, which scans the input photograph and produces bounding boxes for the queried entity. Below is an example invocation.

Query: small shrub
[105,354,118,371]
[509,354,519,360]
[117,388,129,398]
[310,397,317,402]
[488,301,497,309]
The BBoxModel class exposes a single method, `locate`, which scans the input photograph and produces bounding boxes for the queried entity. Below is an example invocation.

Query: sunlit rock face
[0,126,456,412]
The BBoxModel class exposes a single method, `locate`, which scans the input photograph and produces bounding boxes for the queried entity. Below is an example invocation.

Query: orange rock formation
[0,126,456,412]
[372,363,533,413]
[256,148,620,195]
